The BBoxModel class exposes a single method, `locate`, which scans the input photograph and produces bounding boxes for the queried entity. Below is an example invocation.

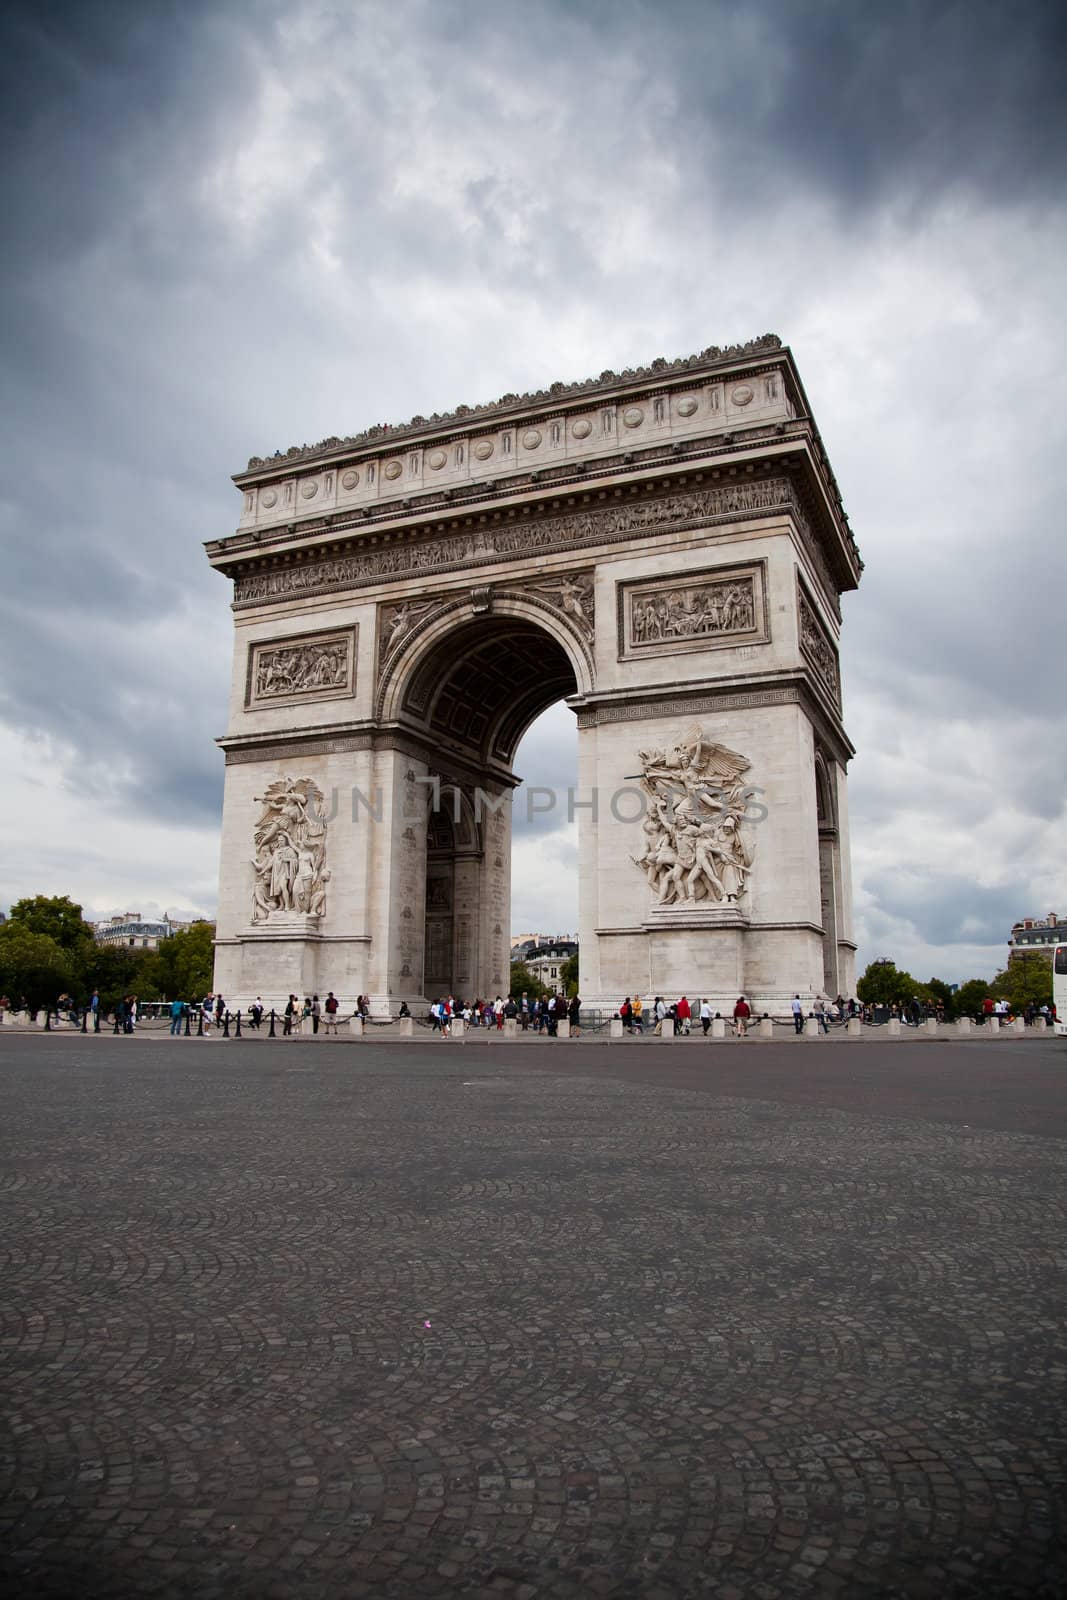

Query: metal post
[94,1010,100,1033]
[197,1009,204,1037]
[81,1009,88,1033]
[235,1010,242,1038]
[268,1009,277,1037]
[44,1008,51,1032]
[184,1009,191,1037]
[113,1011,122,1035]
[223,1012,231,1038]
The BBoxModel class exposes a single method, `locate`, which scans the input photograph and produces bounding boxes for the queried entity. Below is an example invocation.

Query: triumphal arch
[207,335,862,1015]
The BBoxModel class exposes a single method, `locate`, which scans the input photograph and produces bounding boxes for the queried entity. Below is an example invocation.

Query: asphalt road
[2,1031,1065,1597]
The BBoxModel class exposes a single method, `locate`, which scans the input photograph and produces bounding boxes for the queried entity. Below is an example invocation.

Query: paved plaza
[2,1032,1065,1598]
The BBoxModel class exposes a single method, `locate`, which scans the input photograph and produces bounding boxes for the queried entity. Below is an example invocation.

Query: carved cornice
[241,335,784,473]
[574,684,804,728]
[232,473,843,620]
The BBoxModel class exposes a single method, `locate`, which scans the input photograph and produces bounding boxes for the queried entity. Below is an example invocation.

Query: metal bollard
[94,1010,100,1033]
[114,1011,122,1035]
[235,1010,242,1038]
[184,1009,191,1036]
[268,1009,276,1037]
[44,1009,51,1032]
[197,1010,204,1037]
[223,1012,231,1038]
[81,1009,88,1033]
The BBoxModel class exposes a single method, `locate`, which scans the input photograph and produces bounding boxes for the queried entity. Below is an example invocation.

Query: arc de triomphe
[207,335,861,1015]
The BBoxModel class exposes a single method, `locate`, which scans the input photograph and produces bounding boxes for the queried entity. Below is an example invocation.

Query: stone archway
[209,336,861,1013]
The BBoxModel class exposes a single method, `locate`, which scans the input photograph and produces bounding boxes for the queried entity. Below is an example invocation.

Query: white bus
[1054,943,1067,1037]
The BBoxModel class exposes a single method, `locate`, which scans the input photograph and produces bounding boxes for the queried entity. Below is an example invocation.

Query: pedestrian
[733,995,751,1037]
[699,998,712,1036]
[214,994,225,1029]
[813,994,829,1034]
[791,994,804,1034]
[676,995,691,1035]
[568,993,581,1036]
[283,994,297,1036]
[169,997,184,1036]
[631,995,644,1034]
[653,996,667,1035]
[250,996,264,1029]
[323,992,339,1034]
[201,994,213,1034]
[311,994,321,1034]
[90,990,100,1033]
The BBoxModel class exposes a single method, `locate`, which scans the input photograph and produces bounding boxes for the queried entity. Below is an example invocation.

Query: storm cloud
[1,0,1065,977]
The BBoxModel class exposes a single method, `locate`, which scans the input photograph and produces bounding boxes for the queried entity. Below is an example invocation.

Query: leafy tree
[925,977,957,1019]
[510,960,547,1000]
[84,944,160,1010]
[8,895,95,961]
[559,953,579,997]
[953,978,991,1019]
[991,961,1053,1011]
[0,924,73,1010]
[856,960,933,1007]
[147,922,215,1000]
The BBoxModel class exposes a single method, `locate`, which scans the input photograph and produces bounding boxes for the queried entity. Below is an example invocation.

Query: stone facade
[207,337,861,1014]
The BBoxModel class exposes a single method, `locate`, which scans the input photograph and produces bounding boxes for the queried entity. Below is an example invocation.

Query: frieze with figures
[246,627,356,708]
[249,777,329,923]
[632,728,756,909]
[233,476,839,618]
[796,584,840,707]
[618,561,768,660]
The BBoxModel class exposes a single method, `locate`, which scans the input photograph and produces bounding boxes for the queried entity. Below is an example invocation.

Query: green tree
[954,978,992,1019]
[146,922,215,1000]
[0,923,73,1010]
[8,895,96,960]
[510,960,546,1000]
[992,961,1053,1011]
[84,944,160,1010]
[856,960,932,1008]
[559,953,579,997]
[925,977,957,1019]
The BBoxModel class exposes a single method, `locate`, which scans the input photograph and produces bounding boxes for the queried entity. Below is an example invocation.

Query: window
[129,937,135,946]
[1055,946,1067,975]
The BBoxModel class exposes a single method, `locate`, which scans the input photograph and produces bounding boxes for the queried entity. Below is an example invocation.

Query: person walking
[733,995,751,1037]
[283,995,297,1036]
[791,995,804,1034]
[631,995,644,1034]
[699,998,712,1036]
[250,997,264,1029]
[311,994,321,1034]
[201,994,213,1034]
[90,990,101,1033]
[813,994,830,1034]
[169,997,184,1036]
[567,993,581,1037]
[653,996,667,1036]
[676,995,691,1035]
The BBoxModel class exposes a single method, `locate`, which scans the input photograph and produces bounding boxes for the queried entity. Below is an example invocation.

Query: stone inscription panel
[245,625,357,710]
[617,560,768,661]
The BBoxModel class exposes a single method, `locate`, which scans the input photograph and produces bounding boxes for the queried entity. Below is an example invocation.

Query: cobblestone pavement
[2,1035,1066,1598]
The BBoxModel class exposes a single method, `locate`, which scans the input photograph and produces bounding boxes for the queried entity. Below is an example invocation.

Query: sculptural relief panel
[631,728,757,911]
[796,579,841,708]
[249,777,329,924]
[617,561,768,661]
[246,626,357,709]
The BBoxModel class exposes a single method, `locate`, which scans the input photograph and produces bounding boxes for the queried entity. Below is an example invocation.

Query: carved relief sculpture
[797,586,840,706]
[620,563,767,659]
[528,571,594,638]
[250,777,329,922]
[631,728,756,908]
[247,628,356,708]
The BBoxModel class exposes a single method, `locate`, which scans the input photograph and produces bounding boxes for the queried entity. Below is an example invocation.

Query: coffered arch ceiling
[400,616,578,767]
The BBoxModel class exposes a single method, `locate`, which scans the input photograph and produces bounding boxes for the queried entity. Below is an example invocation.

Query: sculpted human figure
[633,727,756,909]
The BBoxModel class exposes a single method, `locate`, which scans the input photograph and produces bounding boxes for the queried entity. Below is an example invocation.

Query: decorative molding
[617,559,768,662]
[575,685,802,728]
[245,625,356,709]
[243,335,784,471]
[796,575,841,709]
[233,476,833,614]
[223,733,374,764]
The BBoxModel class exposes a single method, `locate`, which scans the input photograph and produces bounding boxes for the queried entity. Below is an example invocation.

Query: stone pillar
[925,1017,938,1034]
[804,1016,819,1037]
[1034,1017,1047,1031]
[557,1019,571,1039]
[609,1017,624,1039]
[658,1019,674,1040]
[759,1016,774,1039]
[397,1017,414,1038]
[847,1016,862,1037]
[503,1017,518,1039]
[450,1018,466,1041]
[987,1017,1000,1034]
[711,1017,726,1039]
[1012,1016,1026,1034]
[349,1016,363,1038]
[301,1016,315,1037]
[887,1017,901,1037]
[956,1017,972,1034]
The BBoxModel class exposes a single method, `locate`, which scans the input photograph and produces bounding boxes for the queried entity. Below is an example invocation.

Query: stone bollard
[887,1018,901,1037]
[804,1016,819,1037]
[987,1017,1000,1033]
[658,1019,674,1040]
[503,1017,518,1039]
[450,1018,466,1041]
[956,1017,973,1035]
[1034,1017,1047,1031]
[349,1016,364,1038]
[847,1016,862,1037]
[711,1017,726,1039]
[925,1017,939,1034]
[1013,1016,1026,1034]
[557,1019,570,1039]
[759,1017,774,1039]
[609,1017,624,1039]
[301,1016,314,1037]
[398,1017,414,1038]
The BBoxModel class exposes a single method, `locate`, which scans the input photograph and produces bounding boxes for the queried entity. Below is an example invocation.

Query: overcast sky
[2,0,1065,983]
